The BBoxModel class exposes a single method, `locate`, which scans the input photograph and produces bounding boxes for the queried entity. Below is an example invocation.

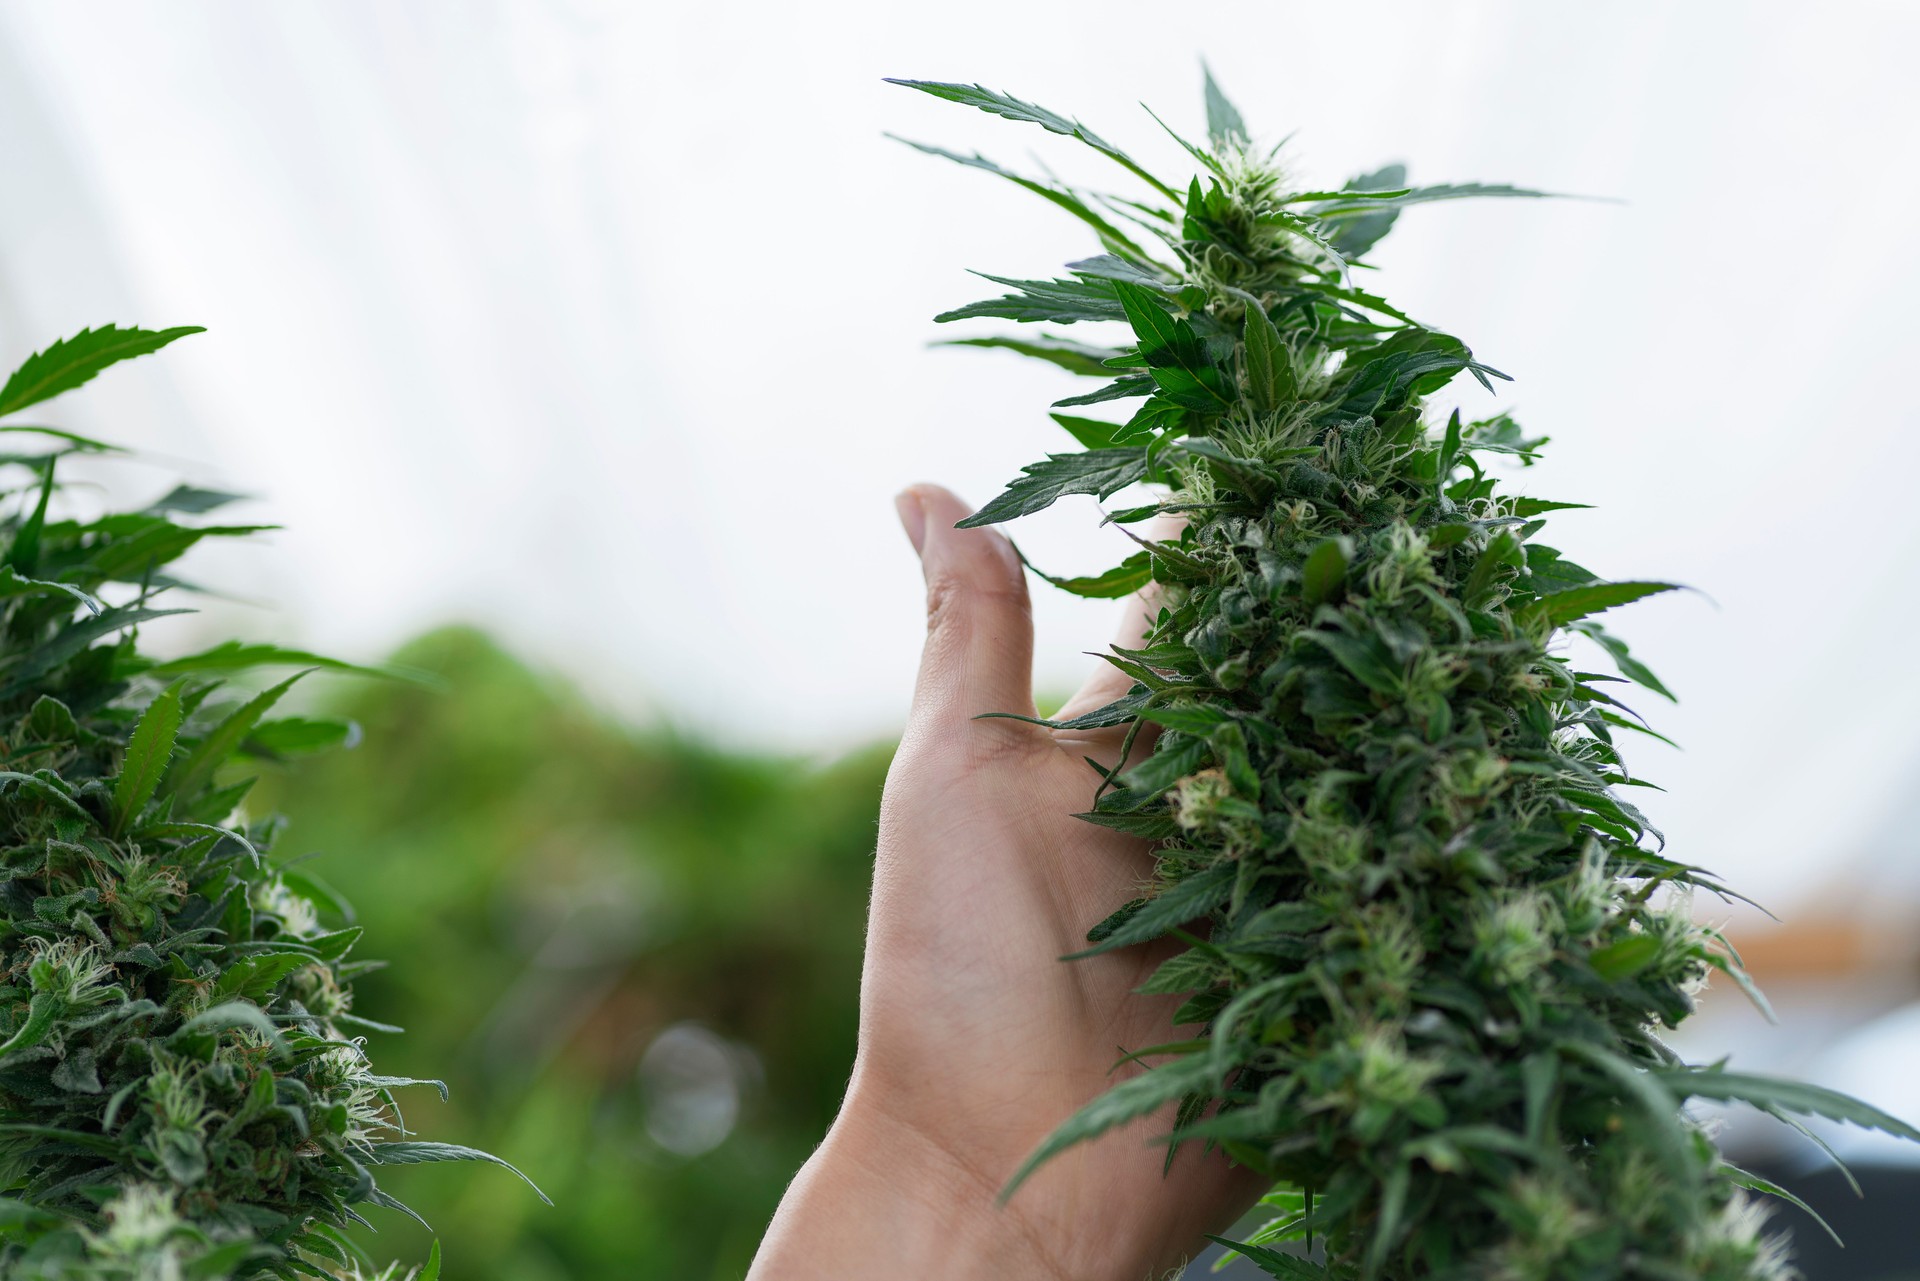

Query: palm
[852,487,1266,1279]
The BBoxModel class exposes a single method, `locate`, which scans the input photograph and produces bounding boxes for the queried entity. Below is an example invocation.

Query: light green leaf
[366,1142,552,1205]
[243,716,361,759]
[1201,63,1247,146]
[1589,934,1661,982]
[145,641,418,682]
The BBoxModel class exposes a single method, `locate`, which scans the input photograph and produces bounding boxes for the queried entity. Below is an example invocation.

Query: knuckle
[923,570,1030,637]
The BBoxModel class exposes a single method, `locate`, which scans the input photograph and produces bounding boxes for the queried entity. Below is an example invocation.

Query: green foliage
[895,71,1913,1279]
[249,628,891,1280]
[0,331,536,1277]
[0,326,202,421]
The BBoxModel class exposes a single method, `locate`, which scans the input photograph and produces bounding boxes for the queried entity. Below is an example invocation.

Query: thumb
[895,485,1037,734]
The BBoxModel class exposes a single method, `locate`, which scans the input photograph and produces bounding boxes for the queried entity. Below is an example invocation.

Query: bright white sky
[0,0,1916,913]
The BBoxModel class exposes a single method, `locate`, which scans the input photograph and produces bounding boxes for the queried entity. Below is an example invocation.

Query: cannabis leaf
[1524,580,1680,627]
[110,681,183,835]
[1001,1055,1220,1198]
[1658,1069,1920,1142]
[939,335,1125,378]
[956,449,1151,528]
[0,325,203,418]
[886,79,1178,200]
[1200,63,1246,146]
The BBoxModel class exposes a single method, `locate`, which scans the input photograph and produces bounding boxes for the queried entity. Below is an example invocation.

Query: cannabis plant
[891,72,1917,1279]
[0,328,541,1279]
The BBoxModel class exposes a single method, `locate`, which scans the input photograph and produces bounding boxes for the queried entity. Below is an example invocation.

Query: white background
[0,0,1915,924]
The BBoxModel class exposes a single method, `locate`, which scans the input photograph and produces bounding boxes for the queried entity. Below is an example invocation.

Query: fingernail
[894,489,927,556]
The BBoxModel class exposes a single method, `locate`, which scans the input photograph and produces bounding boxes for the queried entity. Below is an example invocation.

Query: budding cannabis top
[891,70,1916,1281]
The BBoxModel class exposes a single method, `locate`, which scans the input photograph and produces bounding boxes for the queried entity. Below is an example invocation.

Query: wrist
[750,1090,1071,1281]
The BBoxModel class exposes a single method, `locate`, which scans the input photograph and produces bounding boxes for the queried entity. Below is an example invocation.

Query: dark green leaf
[0,565,102,615]
[937,272,1126,325]
[2,604,191,696]
[169,673,305,799]
[1525,581,1680,628]
[144,641,413,682]
[1002,1054,1219,1198]
[1510,497,1592,517]
[1207,1237,1332,1279]
[1243,304,1296,412]
[884,79,1178,199]
[170,1001,288,1058]
[1052,375,1153,407]
[1307,182,1564,219]
[112,682,183,835]
[1658,1069,1920,1143]
[1066,862,1235,958]
[1324,163,1407,258]
[1718,1161,1843,1248]
[1026,550,1152,599]
[5,456,56,576]
[1301,538,1349,607]
[1049,413,1125,450]
[956,449,1150,528]
[0,325,204,418]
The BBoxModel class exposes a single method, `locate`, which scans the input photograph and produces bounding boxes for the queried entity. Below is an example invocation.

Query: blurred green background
[251,627,891,1280]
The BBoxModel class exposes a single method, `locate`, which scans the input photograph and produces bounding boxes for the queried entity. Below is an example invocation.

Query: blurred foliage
[252,626,887,1280]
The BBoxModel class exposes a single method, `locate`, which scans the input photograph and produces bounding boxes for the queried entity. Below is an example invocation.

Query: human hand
[748,485,1265,1281]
